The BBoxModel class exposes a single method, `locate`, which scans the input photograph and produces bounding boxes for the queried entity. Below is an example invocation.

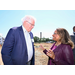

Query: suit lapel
[18,26,27,50]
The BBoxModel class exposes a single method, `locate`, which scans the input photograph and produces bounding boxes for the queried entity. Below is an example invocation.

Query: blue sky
[0,10,75,38]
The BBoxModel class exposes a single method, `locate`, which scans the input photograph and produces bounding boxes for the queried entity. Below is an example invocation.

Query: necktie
[25,31,33,61]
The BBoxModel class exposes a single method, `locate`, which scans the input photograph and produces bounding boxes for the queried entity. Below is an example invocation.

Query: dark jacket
[1,26,35,65]
[43,43,74,65]
[70,34,75,64]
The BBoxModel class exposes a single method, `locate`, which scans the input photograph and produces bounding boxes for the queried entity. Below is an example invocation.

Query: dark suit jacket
[71,35,75,44]
[1,26,35,65]
[71,35,75,64]
[43,43,74,65]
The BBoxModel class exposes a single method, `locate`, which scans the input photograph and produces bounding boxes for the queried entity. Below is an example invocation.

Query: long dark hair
[56,28,74,49]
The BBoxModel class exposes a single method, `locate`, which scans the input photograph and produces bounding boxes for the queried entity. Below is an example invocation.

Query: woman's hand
[39,44,45,51]
[47,49,55,59]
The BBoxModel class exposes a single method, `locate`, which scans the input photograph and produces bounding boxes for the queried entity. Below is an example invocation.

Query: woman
[40,28,74,65]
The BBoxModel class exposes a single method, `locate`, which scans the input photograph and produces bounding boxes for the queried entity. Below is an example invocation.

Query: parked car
[46,41,54,43]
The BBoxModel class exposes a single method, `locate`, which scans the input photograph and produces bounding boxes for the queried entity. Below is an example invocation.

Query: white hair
[21,15,36,23]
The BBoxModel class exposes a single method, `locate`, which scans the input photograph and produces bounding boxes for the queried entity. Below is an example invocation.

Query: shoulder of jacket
[61,44,69,46]
[9,26,21,32]
[61,44,71,49]
[8,26,20,35]
[11,27,19,30]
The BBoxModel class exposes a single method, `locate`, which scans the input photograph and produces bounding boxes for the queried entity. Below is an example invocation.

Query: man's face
[24,19,35,32]
[73,28,75,32]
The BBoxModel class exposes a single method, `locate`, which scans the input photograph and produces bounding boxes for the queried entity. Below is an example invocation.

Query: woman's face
[52,30,61,42]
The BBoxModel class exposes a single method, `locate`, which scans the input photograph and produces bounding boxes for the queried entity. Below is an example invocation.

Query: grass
[35,43,53,65]
[34,43,53,50]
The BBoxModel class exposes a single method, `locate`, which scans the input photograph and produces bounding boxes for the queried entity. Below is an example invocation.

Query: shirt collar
[73,32,75,33]
[22,25,27,32]
[22,25,30,34]
[73,32,75,35]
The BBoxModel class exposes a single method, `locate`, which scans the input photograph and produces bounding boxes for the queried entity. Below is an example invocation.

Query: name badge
[31,39,34,42]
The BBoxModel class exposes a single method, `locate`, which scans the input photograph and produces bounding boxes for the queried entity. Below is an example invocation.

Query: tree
[46,38,50,41]
[34,36,39,42]
[34,36,55,43]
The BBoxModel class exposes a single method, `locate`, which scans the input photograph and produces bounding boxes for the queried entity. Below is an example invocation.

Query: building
[40,32,42,38]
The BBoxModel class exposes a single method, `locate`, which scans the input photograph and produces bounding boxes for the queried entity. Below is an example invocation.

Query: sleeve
[52,45,74,65]
[43,43,55,56]
[1,29,15,65]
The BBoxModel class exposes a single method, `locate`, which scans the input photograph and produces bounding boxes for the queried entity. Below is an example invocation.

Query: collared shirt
[73,32,75,35]
[22,25,33,61]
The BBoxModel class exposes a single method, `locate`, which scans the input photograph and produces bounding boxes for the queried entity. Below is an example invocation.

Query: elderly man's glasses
[26,21,35,26]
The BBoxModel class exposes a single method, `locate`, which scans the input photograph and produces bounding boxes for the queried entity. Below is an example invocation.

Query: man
[1,15,36,65]
[71,26,75,64]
